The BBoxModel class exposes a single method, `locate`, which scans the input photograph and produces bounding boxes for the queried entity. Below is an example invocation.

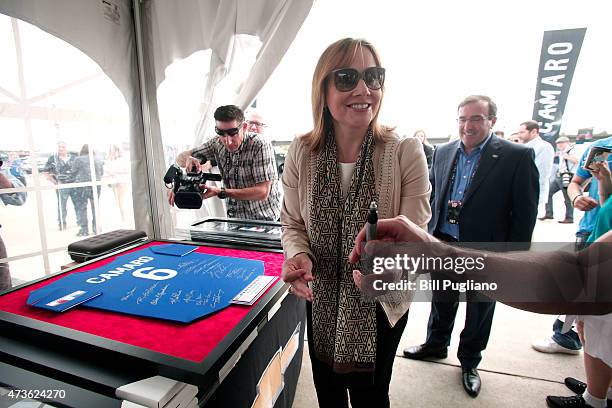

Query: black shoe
[546,395,593,407]
[462,367,481,397]
[403,344,447,360]
[558,219,574,224]
[539,215,554,220]
[564,379,612,406]
[564,377,586,395]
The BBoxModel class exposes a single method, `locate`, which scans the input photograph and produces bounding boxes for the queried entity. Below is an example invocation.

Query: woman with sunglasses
[280,38,431,407]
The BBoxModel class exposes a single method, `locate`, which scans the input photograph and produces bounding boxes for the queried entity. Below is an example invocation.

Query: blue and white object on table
[27,244,264,323]
[29,288,102,312]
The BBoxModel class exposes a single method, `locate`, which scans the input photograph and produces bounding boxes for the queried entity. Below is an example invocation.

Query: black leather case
[67,229,147,263]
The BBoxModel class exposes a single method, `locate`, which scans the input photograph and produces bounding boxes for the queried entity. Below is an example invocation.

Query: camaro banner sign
[532,27,586,143]
[27,244,264,323]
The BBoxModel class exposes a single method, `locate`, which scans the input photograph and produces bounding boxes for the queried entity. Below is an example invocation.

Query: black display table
[0,236,305,407]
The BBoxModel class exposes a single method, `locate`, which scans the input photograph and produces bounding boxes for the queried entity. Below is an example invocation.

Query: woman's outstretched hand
[282,252,314,302]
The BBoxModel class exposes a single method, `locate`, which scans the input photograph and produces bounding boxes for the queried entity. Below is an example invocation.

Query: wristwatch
[218,187,228,199]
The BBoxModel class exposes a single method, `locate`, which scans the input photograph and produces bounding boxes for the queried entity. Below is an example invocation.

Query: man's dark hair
[458,95,497,118]
[520,120,539,132]
[214,105,244,124]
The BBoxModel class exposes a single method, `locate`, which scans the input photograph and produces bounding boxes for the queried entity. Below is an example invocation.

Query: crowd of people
[160,37,610,408]
[42,142,105,236]
[273,38,610,408]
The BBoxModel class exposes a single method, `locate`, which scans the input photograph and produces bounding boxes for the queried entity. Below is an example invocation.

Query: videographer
[172,105,281,221]
[1,160,27,290]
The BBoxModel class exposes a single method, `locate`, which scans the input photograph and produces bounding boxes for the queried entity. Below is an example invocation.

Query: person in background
[493,130,505,139]
[546,161,612,408]
[507,132,521,143]
[245,110,285,177]
[414,129,434,169]
[540,136,579,224]
[569,136,612,251]
[43,141,76,231]
[0,161,27,290]
[72,144,104,236]
[245,110,268,136]
[281,38,431,407]
[105,144,131,222]
[532,139,609,358]
[7,151,26,186]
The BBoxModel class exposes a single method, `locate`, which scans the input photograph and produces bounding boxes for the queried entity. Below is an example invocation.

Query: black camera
[164,164,222,209]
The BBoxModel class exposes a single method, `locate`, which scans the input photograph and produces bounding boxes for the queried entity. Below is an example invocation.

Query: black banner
[532,28,587,143]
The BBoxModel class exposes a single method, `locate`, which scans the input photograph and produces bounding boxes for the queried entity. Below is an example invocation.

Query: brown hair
[301,38,393,152]
[458,95,497,117]
[520,120,539,132]
[413,129,427,142]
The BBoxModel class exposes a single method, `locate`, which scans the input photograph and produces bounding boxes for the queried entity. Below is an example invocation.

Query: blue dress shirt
[439,133,492,239]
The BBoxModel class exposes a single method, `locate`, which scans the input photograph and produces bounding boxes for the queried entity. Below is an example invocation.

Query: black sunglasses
[215,125,242,137]
[330,67,385,92]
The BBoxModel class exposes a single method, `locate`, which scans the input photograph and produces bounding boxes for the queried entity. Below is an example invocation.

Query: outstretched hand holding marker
[349,215,437,263]
[349,215,437,295]
[349,216,612,315]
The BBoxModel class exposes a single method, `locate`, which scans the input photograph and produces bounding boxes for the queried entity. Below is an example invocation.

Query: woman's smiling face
[326,47,382,134]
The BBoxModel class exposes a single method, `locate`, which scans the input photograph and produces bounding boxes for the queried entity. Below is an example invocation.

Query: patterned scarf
[309,127,378,373]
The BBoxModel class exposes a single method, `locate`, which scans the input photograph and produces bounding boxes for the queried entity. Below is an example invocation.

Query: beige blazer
[281,134,431,260]
[280,134,431,325]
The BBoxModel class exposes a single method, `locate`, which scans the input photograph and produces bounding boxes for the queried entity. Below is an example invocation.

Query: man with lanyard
[173,105,280,221]
[403,95,539,398]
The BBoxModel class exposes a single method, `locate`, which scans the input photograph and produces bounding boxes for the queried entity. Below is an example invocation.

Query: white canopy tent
[0,0,313,238]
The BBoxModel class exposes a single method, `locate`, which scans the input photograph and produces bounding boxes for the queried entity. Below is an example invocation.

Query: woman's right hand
[282,253,313,302]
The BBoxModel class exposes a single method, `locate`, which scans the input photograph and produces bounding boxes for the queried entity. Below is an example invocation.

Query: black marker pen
[366,201,378,243]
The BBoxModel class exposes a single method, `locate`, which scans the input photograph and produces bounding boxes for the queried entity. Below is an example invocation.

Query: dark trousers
[425,272,496,369]
[74,186,99,233]
[306,302,407,408]
[55,187,76,226]
[545,177,574,220]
